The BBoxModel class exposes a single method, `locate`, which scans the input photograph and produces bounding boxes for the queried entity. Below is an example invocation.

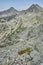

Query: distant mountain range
[0,4,43,18]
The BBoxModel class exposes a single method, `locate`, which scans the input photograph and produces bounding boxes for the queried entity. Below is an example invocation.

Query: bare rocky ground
[0,4,43,65]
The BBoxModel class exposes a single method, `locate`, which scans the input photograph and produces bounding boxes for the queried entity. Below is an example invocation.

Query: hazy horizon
[0,0,43,11]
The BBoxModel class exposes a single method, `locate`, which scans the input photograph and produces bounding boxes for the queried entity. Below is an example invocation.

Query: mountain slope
[0,4,43,65]
[0,7,19,18]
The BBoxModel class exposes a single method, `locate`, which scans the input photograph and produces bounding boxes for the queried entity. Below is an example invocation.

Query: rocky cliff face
[0,4,43,65]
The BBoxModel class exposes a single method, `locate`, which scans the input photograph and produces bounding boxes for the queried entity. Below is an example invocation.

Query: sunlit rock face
[0,4,43,65]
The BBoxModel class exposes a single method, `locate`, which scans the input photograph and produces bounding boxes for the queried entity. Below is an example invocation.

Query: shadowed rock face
[0,4,43,65]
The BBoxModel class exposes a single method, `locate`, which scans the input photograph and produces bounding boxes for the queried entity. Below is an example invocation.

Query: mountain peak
[9,7,14,10]
[31,4,37,7]
[27,4,42,13]
[31,4,39,6]
[31,4,42,8]
[0,7,18,17]
[8,7,17,12]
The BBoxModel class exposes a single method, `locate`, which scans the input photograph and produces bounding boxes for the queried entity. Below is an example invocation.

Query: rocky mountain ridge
[0,4,43,18]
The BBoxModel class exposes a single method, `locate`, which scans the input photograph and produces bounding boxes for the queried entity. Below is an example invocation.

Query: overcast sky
[0,0,43,11]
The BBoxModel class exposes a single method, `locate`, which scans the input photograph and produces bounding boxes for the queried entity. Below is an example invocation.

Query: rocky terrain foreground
[0,4,43,65]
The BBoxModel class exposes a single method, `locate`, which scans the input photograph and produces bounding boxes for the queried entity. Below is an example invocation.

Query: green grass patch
[18,48,32,55]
